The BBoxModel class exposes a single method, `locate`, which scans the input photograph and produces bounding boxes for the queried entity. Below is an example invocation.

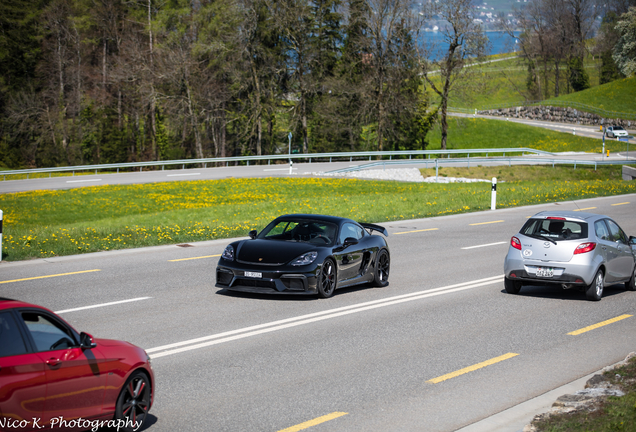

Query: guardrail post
[491,178,497,210]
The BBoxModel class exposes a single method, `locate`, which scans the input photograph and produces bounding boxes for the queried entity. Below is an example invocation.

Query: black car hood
[236,239,316,265]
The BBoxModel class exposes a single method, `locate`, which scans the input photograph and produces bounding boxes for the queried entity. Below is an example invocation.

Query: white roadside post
[0,209,3,262]
[491,178,497,210]
[602,126,605,159]
[288,131,293,175]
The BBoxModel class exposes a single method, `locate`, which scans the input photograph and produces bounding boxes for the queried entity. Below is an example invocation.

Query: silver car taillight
[511,236,522,250]
[574,242,596,255]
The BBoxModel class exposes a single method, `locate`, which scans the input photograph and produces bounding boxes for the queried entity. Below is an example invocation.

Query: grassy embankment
[1,162,634,261]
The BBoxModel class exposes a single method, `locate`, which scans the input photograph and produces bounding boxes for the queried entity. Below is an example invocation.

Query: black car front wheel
[115,370,152,432]
[318,259,337,298]
[586,269,604,301]
[373,249,390,287]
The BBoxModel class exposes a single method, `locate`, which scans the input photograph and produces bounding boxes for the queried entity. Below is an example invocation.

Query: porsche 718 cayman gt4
[215,214,390,298]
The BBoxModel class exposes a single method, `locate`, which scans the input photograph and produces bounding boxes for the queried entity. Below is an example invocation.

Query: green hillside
[441,56,636,119]
[543,76,636,116]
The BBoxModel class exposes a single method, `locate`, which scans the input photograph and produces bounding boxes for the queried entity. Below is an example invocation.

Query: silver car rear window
[521,218,588,241]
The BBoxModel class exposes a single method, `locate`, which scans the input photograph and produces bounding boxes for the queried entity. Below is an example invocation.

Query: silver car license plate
[536,267,554,278]
[244,271,262,278]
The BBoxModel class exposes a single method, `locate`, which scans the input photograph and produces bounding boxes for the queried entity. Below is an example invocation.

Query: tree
[420,0,488,150]
[267,0,315,154]
[312,0,370,152]
[595,7,628,84]
[363,0,419,152]
[568,55,590,91]
[614,6,636,77]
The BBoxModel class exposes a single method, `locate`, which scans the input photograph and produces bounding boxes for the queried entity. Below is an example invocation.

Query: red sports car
[0,298,154,431]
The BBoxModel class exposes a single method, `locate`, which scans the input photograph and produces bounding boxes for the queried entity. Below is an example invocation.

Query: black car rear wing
[360,223,388,237]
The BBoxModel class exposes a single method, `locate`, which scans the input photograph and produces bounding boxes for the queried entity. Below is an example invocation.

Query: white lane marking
[167,173,201,177]
[55,297,152,314]
[66,179,102,183]
[148,275,503,358]
[263,168,296,172]
[462,241,507,250]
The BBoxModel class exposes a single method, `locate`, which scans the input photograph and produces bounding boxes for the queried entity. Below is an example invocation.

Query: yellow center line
[573,207,597,211]
[278,412,348,432]
[611,202,630,206]
[469,220,504,226]
[0,269,101,285]
[427,353,519,384]
[394,228,439,235]
[568,314,633,336]
[169,254,221,262]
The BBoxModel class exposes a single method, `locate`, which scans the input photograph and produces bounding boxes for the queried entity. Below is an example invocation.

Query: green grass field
[426,117,624,153]
[1,164,634,261]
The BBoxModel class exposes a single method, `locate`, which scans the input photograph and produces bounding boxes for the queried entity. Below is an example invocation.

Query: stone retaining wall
[478,106,633,129]
[623,165,636,181]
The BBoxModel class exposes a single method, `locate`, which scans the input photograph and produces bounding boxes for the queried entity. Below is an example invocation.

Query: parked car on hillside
[606,125,629,138]
[0,298,154,431]
[503,211,636,301]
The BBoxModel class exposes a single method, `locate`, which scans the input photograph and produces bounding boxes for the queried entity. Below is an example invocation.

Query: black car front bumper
[215,264,319,295]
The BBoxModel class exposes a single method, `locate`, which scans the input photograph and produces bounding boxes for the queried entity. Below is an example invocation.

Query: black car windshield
[521,218,588,241]
[258,219,338,245]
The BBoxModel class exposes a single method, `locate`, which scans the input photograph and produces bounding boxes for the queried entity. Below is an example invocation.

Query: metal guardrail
[450,100,636,121]
[0,148,553,180]
[325,156,636,176]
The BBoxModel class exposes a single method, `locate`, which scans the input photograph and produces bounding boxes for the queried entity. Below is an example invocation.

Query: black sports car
[215,214,390,298]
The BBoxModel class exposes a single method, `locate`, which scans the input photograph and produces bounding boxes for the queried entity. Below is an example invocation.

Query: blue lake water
[424,30,520,59]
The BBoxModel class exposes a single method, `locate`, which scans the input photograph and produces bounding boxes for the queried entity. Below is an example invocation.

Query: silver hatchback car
[504,211,636,300]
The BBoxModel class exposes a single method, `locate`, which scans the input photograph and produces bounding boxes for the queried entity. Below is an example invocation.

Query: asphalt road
[2,151,636,195]
[1,195,635,432]
[1,114,635,195]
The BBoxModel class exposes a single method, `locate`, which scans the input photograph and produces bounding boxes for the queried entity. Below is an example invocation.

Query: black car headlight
[291,251,318,266]
[221,245,234,261]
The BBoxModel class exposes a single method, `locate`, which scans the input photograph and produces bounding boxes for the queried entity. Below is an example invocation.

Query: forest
[0,0,633,169]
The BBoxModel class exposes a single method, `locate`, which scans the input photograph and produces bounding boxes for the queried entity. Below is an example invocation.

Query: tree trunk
[185,83,204,159]
[250,57,262,156]
[148,0,157,160]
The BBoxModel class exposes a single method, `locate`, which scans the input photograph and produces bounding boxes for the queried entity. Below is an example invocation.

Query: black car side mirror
[249,230,258,239]
[80,332,97,350]
[343,237,359,247]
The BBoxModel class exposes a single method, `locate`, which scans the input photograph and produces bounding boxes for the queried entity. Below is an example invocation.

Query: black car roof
[274,214,356,225]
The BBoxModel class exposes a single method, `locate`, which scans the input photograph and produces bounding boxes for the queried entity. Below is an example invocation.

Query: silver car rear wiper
[527,233,557,244]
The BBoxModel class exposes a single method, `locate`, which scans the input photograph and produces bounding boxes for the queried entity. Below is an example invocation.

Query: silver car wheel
[586,270,604,301]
